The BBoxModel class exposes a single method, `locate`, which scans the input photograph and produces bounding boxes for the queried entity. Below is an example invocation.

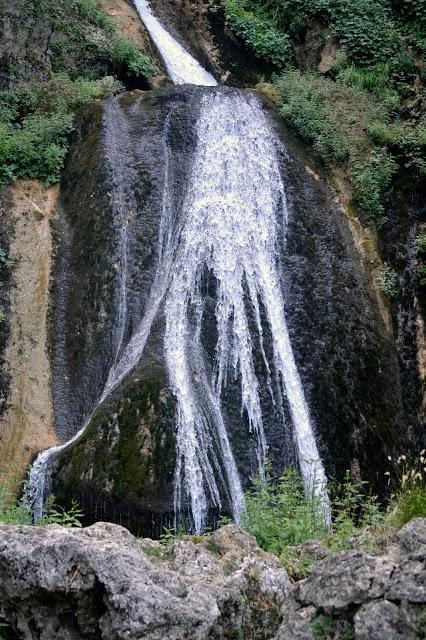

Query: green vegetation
[376,263,398,298]
[311,614,333,640]
[0,474,83,526]
[416,230,426,286]
[240,467,328,552]
[415,607,426,638]
[218,0,426,230]
[387,451,426,528]
[0,0,154,187]
[240,452,426,578]
[218,0,293,67]
[276,72,350,166]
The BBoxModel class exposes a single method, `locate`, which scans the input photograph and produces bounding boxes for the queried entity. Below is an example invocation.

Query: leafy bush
[376,263,398,298]
[240,456,426,578]
[350,149,397,227]
[241,466,383,566]
[328,472,383,551]
[276,71,349,165]
[330,0,400,66]
[241,468,328,555]
[110,37,155,77]
[221,0,293,67]
[0,75,123,186]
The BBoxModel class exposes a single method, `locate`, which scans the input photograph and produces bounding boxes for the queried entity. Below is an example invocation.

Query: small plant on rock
[386,451,426,528]
[311,614,333,639]
[376,263,398,298]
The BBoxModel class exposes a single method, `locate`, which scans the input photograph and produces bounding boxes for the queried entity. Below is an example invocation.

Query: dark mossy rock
[379,183,426,451]
[0,189,13,417]
[50,86,419,536]
[52,370,177,537]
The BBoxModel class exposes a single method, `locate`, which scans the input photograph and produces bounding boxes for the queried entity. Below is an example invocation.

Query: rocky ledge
[0,521,425,639]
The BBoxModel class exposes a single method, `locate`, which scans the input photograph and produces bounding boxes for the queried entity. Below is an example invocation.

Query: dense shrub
[240,455,426,576]
[240,466,384,577]
[276,71,349,165]
[0,75,122,186]
[221,0,293,66]
[240,468,327,553]
[330,0,399,66]
[110,37,155,77]
[350,149,397,227]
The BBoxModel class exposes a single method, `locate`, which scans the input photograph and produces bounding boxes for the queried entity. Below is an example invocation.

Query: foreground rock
[277,520,426,640]
[0,520,425,639]
[0,523,289,639]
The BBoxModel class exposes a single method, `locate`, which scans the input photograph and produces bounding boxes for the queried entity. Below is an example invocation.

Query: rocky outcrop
[47,86,409,535]
[0,523,289,640]
[0,520,426,639]
[100,0,166,82]
[277,543,426,639]
[0,0,161,92]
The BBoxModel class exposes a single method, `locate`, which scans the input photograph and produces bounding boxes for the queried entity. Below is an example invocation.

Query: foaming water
[133,0,217,86]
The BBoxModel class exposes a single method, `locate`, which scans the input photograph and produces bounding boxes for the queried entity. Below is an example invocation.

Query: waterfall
[25,1,330,532]
[133,0,217,86]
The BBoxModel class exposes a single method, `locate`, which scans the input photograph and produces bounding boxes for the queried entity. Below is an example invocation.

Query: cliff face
[0,0,161,91]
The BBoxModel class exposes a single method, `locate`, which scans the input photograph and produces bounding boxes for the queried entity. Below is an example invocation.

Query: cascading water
[165,90,330,532]
[133,0,217,86]
[25,1,330,532]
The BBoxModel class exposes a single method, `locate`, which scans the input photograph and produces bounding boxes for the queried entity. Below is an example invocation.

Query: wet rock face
[279,128,405,489]
[380,187,426,441]
[51,86,406,534]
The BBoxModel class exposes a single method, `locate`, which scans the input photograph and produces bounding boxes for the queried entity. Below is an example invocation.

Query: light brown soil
[0,181,58,490]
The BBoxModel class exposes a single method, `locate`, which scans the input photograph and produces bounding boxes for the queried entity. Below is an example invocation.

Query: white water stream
[25,1,330,532]
[133,0,217,86]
